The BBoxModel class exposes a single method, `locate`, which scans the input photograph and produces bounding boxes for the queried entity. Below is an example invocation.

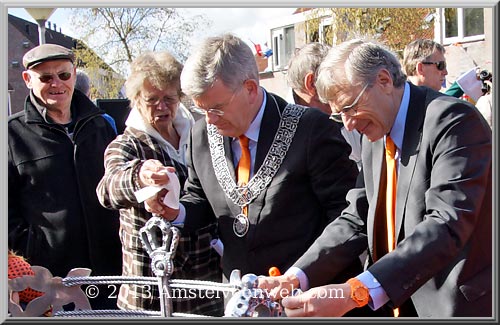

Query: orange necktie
[237,135,251,215]
[385,135,399,317]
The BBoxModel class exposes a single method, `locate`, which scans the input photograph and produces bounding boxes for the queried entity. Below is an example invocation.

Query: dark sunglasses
[421,61,447,71]
[37,72,73,83]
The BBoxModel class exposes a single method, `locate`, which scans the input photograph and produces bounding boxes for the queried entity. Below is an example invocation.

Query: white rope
[62,276,239,293]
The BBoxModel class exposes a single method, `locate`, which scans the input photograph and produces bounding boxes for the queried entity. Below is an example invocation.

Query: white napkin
[210,238,224,257]
[456,67,483,102]
[134,170,180,209]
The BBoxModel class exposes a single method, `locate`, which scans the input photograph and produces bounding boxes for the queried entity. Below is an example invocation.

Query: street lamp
[25,8,56,45]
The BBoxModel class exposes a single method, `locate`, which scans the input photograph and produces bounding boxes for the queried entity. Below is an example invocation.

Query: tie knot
[386,136,396,159]
[239,135,249,149]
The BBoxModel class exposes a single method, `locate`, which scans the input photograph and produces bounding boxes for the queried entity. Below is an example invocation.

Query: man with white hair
[259,38,492,318]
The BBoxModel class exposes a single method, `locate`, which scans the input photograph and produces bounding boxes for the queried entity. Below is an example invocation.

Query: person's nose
[343,115,356,132]
[49,78,63,86]
[156,101,169,111]
[205,111,221,124]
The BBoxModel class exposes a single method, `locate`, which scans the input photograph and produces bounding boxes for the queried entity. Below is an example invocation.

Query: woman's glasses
[36,72,73,83]
[141,95,180,107]
[421,61,447,71]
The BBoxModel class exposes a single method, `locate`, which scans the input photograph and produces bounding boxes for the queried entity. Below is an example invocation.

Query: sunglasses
[421,61,447,71]
[36,72,73,83]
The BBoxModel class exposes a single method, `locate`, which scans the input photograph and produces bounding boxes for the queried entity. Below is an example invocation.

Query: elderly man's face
[329,81,397,142]
[23,60,76,113]
[192,79,256,138]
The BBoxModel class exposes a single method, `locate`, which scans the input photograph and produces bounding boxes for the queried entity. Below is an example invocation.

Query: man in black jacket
[8,44,122,310]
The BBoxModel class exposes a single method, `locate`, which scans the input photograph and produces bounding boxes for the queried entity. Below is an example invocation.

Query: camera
[478,69,492,94]
[479,69,492,81]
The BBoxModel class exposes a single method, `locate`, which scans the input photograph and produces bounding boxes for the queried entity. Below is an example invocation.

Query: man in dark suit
[146,34,363,295]
[259,38,492,318]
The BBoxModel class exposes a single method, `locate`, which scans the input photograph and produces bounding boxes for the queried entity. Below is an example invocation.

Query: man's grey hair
[75,69,91,97]
[402,39,445,77]
[181,33,259,98]
[316,38,407,103]
[286,42,331,91]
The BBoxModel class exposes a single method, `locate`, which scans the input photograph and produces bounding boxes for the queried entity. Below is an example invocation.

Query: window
[271,25,295,71]
[319,17,333,45]
[443,8,484,43]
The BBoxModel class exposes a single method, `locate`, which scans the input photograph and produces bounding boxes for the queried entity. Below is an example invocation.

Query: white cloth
[341,127,362,170]
[134,170,181,209]
[475,93,492,128]
[456,67,483,102]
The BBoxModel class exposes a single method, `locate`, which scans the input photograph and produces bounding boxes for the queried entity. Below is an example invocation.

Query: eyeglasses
[190,106,225,116]
[421,61,447,71]
[36,72,73,83]
[140,95,180,107]
[190,88,240,117]
[329,84,369,123]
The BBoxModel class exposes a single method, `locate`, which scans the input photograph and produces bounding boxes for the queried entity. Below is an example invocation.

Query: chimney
[48,21,51,30]
[53,23,57,31]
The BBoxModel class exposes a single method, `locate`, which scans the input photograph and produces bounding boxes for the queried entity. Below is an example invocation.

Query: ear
[22,71,32,88]
[376,69,394,94]
[243,79,259,98]
[303,72,317,96]
[415,62,425,76]
[243,79,263,108]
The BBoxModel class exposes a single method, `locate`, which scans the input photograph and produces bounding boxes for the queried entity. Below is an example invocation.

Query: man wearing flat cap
[8,44,122,311]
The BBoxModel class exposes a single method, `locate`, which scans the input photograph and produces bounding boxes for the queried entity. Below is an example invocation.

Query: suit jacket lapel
[367,138,385,257]
[395,85,426,241]
[255,92,282,171]
[248,92,284,229]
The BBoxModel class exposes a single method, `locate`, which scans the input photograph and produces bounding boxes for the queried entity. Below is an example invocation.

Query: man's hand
[258,274,300,300]
[282,283,357,317]
[144,189,180,221]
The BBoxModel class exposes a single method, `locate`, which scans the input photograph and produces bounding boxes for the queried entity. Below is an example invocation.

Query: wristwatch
[346,278,369,307]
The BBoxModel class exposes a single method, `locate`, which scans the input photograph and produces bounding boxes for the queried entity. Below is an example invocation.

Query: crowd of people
[8,34,492,318]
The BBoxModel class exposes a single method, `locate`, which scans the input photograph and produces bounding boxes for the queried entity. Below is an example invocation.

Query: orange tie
[237,135,251,215]
[385,135,399,317]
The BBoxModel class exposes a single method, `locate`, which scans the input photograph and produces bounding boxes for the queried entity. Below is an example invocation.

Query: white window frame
[441,8,485,44]
[271,28,284,71]
[319,17,333,44]
[271,25,294,71]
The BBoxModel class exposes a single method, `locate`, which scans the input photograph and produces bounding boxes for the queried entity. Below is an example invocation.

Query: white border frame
[1,1,498,323]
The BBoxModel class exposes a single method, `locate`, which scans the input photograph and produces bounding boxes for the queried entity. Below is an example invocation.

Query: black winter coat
[8,90,122,280]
